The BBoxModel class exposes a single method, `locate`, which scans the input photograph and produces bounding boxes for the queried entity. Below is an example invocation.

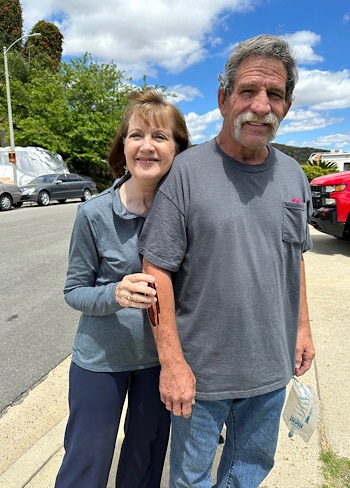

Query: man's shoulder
[171,139,217,174]
[270,145,299,165]
[176,139,216,160]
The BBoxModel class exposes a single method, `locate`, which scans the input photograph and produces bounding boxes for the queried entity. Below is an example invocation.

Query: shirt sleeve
[139,189,187,272]
[64,206,122,316]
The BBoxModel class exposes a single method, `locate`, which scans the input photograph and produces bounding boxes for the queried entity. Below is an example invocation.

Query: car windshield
[29,175,58,184]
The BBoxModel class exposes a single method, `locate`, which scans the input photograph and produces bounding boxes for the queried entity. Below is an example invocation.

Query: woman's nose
[140,135,155,151]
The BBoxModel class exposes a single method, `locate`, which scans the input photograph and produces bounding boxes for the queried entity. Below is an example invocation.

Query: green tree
[59,54,133,175]
[13,68,69,154]
[306,158,338,170]
[23,20,63,72]
[0,0,23,51]
[4,53,137,188]
[301,165,338,182]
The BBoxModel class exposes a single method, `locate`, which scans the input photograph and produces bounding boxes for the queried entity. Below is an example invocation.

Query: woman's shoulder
[78,186,113,216]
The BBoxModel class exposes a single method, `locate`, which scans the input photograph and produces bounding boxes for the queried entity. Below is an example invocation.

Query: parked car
[0,179,21,211]
[18,173,97,207]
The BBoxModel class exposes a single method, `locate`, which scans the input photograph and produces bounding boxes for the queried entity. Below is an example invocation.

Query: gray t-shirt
[65,176,159,372]
[139,139,313,400]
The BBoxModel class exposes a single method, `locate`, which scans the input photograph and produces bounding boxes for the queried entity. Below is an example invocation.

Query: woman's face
[124,115,176,185]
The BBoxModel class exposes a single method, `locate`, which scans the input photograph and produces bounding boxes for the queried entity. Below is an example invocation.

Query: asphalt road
[0,201,82,413]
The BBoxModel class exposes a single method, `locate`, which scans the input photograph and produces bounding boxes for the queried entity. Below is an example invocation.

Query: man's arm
[143,258,196,418]
[294,257,315,376]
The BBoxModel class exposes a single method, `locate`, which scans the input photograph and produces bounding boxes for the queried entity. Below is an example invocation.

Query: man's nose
[250,91,271,116]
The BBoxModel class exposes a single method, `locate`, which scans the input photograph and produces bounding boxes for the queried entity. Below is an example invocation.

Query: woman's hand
[115,273,157,308]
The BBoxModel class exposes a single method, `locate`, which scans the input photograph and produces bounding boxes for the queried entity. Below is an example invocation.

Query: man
[139,34,315,487]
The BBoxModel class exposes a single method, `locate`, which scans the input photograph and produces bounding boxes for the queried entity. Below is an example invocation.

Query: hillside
[271,143,327,165]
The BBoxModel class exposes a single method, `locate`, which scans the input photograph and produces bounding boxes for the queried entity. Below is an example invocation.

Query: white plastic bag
[282,377,320,442]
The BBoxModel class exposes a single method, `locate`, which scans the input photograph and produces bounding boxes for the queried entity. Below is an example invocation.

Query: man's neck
[216,134,269,165]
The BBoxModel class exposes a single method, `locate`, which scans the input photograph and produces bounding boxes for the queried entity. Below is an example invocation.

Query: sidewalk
[0,357,323,488]
[1,227,349,487]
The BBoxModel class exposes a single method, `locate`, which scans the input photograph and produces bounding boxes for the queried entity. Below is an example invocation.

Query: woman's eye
[154,134,168,141]
[129,133,141,139]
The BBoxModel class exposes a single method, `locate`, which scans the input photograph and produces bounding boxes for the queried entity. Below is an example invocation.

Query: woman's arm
[64,207,156,315]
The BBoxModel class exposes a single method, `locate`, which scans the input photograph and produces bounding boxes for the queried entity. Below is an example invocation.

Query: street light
[3,33,41,185]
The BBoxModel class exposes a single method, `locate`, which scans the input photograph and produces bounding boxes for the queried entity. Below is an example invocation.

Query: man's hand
[160,360,196,418]
[294,327,315,376]
[295,258,315,376]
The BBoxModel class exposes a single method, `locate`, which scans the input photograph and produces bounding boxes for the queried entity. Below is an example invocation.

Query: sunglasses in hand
[147,282,160,327]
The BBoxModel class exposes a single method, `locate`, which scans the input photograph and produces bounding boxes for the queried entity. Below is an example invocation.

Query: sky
[20,0,350,153]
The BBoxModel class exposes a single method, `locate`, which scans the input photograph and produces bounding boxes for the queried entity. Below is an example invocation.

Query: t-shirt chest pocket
[282,201,307,245]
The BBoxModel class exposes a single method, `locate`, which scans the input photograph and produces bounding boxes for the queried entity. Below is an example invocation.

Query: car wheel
[58,199,66,204]
[82,189,92,201]
[14,202,23,208]
[38,190,50,206]
[0,194,13,211]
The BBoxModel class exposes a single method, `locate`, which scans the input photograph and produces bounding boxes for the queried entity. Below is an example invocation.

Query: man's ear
[218,87,227,116]
[283,100,292,118]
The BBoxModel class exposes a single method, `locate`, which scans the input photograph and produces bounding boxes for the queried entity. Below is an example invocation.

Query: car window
[57,174,68,182]
[67,174,79,182]
[30,175,57,184]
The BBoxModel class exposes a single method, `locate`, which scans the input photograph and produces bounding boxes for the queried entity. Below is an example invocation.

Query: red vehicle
[309,171,350,239]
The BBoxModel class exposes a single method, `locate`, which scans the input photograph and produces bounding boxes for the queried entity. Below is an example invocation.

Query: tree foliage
[301,165,338,182]
[306,158,338,170]
[2,53,137,189]
[23,20,63,72]
[59,54,133,178]
[0,0,23,51]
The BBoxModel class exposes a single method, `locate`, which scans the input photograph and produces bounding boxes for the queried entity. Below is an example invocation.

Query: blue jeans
[170,387,286,488]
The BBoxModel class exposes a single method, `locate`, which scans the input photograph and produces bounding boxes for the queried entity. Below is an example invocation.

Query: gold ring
[127,292,133,301]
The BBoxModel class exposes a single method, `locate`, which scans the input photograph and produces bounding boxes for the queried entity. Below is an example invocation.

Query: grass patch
[321,450,350,488]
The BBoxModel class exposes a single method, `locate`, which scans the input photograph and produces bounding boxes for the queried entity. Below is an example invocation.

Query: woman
[55,89,190,488]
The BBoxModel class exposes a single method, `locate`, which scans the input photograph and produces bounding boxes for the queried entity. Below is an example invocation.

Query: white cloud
[294,68,350,110]
[166,85,203,103]
[278,108,343,135]
[21,0,259,78]
[287,132,350,151]
[185,109,222,142]
[282,31,323,65]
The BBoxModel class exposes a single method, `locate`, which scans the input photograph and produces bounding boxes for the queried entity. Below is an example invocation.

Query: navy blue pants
[55,363,170,488]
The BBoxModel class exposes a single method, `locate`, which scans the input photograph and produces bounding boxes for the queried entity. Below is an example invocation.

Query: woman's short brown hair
[108,88,190,178]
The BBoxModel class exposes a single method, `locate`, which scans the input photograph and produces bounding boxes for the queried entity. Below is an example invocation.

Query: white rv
[308,150,350,172]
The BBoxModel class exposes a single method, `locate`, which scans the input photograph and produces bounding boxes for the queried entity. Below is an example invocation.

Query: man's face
[219,54,291,151]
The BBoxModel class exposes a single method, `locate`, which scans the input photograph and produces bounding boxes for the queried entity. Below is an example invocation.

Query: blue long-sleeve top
[64,176,159,372]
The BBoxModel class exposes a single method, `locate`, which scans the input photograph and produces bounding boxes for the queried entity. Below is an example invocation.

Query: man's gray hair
[218,34,298,103]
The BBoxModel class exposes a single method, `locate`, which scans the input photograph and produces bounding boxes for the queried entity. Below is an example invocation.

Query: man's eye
[269,93,283,100]
[239,90,254,98]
